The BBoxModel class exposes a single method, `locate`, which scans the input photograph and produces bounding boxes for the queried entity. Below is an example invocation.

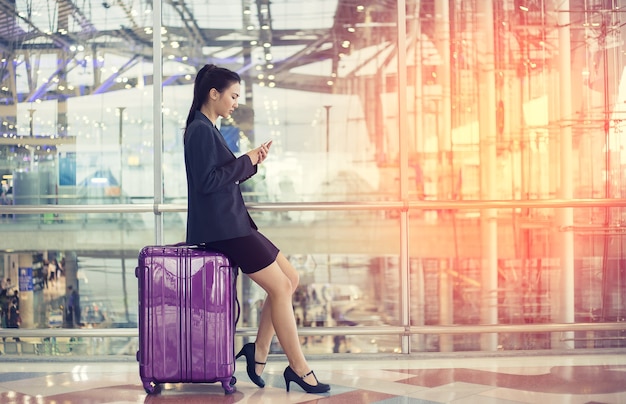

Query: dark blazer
[185,110,258,244]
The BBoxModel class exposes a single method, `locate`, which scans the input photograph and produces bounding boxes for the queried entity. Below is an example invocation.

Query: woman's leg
[252,253,299,375]
[248,256,320,386]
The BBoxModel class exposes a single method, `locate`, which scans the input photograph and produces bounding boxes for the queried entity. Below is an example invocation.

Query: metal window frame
[2,0,625,354]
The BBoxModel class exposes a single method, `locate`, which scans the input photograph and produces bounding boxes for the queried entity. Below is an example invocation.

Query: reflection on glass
[0,0,625,357]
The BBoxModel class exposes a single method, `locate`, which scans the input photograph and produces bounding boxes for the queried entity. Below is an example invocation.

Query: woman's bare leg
[252,253,299,375]
[248,256,319,386]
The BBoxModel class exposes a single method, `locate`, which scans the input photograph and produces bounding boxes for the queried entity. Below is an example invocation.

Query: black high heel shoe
[283,366,330,393]
[235,342,266,388]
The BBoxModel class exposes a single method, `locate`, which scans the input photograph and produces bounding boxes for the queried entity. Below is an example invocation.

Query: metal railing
[1,197,625,355]
[1,197,626,216]
[0,322,623,339]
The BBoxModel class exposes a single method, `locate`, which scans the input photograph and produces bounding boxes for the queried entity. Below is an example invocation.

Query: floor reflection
[0,353,625,404]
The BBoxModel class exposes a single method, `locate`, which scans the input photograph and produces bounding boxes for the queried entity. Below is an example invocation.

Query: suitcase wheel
[230,376,237,386]
[222,379,236,394]
[143,380,160,394]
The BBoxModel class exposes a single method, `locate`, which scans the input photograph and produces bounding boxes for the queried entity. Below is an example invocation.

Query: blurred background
[0,0,625,357]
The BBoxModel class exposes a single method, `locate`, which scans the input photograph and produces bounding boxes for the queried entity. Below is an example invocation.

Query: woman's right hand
[246,140,272,165]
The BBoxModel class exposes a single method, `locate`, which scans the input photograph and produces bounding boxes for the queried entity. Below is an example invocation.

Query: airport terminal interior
[1,0,626,402]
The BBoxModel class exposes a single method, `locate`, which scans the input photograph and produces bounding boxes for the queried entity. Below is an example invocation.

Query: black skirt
[203,230,279,274]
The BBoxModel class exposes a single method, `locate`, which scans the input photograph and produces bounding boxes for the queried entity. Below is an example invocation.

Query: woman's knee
[276,253,299,292]
[249,262,293,298]
[291,272,300,293]
[288,270,299,293]
[271,274,294,299]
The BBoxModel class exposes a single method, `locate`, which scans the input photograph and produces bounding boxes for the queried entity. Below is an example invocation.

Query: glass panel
[156,0,404,354]
[1,336,139,356]
[408,206,626,351]
[163,212,187,245]
[238,213,402,350]
[1,0,155,206]
[0,247,139,330]
[1,0,626,357]
[2,212,154,251]
[159,1,400,203]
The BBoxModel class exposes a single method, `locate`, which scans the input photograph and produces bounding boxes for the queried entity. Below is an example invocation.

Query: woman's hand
[246,140,272,165]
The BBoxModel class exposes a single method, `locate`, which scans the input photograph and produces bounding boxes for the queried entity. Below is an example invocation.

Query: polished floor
[0,350,625,403]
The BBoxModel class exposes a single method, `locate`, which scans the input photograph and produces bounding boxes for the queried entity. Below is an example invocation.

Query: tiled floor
[0,350,625,403]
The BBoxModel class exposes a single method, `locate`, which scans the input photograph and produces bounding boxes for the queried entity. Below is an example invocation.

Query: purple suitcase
[136,245,238,394]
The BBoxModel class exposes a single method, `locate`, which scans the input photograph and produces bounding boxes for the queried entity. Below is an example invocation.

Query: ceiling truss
[0,0,605,106]
[0,0,406,104]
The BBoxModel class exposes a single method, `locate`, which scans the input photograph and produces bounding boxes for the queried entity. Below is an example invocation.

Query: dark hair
[184,64,241,141]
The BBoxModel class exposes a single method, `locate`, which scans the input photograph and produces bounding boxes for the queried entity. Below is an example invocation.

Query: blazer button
[235,181,240,184]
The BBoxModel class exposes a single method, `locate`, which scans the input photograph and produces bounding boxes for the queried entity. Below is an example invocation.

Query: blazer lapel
[212,125,237,159]
[194,110,237,158]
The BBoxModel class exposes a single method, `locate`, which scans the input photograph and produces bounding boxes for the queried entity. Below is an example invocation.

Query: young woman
[184,64,330,394]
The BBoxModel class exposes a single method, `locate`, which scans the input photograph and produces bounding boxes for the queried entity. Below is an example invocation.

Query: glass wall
[0,0,625,356]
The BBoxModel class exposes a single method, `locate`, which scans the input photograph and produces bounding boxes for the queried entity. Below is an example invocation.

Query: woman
[184,64,330,394]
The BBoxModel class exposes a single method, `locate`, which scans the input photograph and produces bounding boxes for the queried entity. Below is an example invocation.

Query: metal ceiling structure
[1,0,621,148]
[0,0,406,105]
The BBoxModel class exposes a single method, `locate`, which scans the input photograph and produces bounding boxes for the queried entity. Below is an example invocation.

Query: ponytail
[183,64,241,142]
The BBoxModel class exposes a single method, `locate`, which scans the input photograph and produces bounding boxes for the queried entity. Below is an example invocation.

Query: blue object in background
[19,267,33,291]
[59,152,76,186]
[219,125,240,153]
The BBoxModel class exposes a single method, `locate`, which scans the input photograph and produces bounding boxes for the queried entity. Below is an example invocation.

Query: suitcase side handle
[234,295,241,326]
[230,266,241,326]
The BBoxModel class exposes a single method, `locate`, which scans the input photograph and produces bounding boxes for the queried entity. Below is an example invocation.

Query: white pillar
[556,0,575,349]
[434,0,452,152]
[548,69,560,197]
[63,251,78,328]
[17,254,34,328]
[152,0,164,245]
[434,0,454,353]
[439,258,453,351]
[477,1,499,351]
[396,0,411,354]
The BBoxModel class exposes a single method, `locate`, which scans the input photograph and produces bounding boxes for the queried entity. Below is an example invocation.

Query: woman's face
[213,82,240,118]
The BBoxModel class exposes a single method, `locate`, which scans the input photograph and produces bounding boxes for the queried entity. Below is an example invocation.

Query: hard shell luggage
[136,245,238,394]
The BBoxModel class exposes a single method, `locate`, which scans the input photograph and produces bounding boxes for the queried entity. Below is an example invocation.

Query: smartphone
[263,139,273,147]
